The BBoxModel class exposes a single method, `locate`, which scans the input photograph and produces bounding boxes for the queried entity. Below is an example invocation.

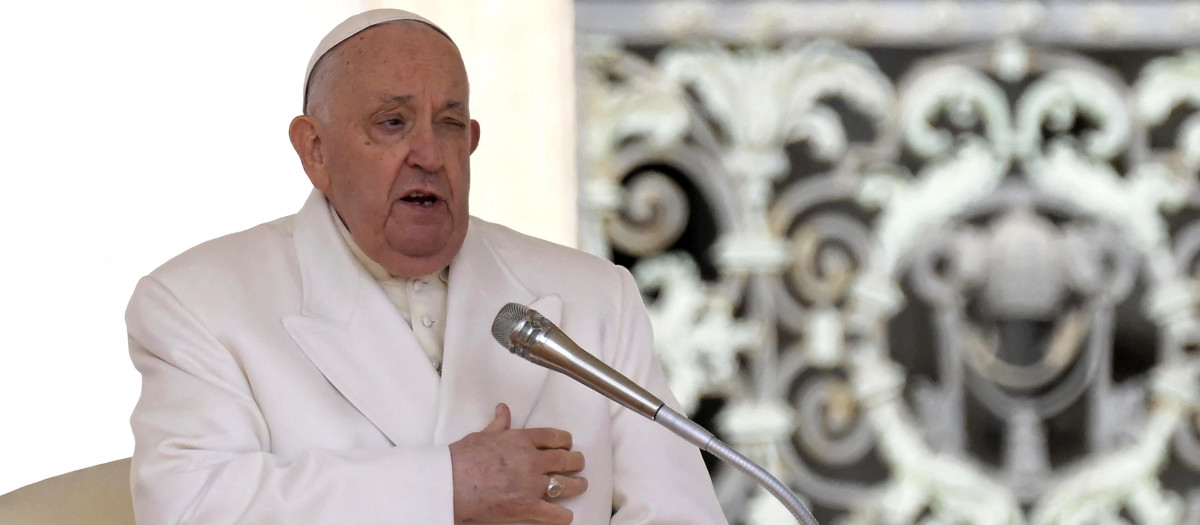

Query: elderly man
[127,8,726,525]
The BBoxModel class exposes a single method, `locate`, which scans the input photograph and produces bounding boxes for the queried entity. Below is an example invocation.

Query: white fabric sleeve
[606,267,730,524]
[127,276,455,525]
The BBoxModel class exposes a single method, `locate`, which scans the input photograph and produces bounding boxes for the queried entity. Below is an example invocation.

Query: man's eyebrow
[376,96,467,115]
[379,95,415,106]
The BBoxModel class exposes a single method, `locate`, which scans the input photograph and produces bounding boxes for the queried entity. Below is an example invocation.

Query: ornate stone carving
[579,1,1200,523]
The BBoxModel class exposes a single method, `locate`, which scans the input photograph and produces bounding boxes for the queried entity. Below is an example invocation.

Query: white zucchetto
[303,8,452,112]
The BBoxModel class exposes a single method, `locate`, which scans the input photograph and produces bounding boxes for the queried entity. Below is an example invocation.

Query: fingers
[524,426,573,450]
[529,500,574,525]
[449,411,589,525]
[536,447,585,474]
[483,402,512,433]
[527,476,587,525]
[544,474,588,501]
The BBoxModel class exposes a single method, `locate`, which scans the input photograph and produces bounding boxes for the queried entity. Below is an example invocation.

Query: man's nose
[405,120,444,171]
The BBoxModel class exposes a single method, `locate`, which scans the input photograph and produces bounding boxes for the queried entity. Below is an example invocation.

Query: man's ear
[469,119,481,154]
[289,115,330,191]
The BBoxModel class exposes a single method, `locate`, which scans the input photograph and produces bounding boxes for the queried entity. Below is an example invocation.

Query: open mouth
[400,191,441,207]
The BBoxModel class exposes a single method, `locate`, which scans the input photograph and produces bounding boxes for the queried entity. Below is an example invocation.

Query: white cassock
[127,189,728,525]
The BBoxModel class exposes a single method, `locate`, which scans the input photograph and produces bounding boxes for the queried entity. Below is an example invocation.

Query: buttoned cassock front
[127,190,726,525]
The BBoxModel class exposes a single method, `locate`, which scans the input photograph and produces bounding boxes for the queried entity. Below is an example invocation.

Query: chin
[384,244,449,276]
[385,225,467,271]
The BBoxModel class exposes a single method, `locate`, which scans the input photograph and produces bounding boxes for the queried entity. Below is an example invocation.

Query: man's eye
[381,118,405,127]
[442,119,465,128]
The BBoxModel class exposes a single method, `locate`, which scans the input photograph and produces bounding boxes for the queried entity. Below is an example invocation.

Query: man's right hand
[449,403,588,524]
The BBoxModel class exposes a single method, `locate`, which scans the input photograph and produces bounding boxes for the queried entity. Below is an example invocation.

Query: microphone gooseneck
[491,302,820,525]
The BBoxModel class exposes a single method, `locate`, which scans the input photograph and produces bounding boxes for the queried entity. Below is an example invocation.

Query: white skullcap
[303,8,452,113]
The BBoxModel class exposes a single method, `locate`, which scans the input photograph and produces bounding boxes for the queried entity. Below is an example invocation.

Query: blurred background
[5,0,1200,523]
[580,1,1200,523]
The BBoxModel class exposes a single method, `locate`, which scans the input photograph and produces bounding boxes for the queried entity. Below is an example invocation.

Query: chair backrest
[0,458,134,525]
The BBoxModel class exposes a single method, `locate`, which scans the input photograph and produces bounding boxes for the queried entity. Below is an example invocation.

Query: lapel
[433,218,560,443]
[282,190,441,446]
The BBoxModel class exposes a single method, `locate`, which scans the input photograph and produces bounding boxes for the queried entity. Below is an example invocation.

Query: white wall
[0,0,574,495]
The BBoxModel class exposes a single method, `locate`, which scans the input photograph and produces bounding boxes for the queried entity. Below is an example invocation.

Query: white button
[413,280,426,292]
[422,315,435,328]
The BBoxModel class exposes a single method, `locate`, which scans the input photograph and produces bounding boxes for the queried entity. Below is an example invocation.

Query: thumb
[482,402,511,432]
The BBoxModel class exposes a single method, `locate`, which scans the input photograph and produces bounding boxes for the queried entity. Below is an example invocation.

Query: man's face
[295,22,479,278]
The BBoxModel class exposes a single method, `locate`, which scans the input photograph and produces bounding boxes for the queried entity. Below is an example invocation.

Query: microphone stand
[654,406,819,525]
[492,303,820,524]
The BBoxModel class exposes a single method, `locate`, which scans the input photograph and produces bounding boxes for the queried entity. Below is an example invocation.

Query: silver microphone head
[491,302,532,352]
[489,301,666,420]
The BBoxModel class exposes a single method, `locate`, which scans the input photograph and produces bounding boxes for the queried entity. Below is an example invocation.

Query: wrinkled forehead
[303,8,455,112]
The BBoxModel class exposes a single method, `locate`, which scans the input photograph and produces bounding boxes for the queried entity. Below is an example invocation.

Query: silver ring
[545,475,564,499]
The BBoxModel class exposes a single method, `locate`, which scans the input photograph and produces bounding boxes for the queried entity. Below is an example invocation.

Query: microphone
[491,302,820,525]
[491,302,664,419]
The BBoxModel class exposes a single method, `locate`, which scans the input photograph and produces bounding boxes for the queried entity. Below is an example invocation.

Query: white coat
[127,190,727,525]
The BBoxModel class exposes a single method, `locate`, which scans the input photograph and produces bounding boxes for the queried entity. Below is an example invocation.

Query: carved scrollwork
[607,169,691,257]
[579,3,1200,522]
[791,373,873,467]
[633,252,761,413]
[1137,51,1200,173]
[899,63,1011,159]
[786,215,867,309]
[1015,67,1131,163]
[963,310,1088,393]
[659,40,895,171]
